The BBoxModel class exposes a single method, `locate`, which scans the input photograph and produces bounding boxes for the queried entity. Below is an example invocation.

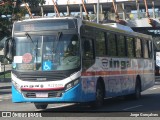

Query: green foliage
[0,17,12,40]
[0,0,46,38]
[0,72,11,78]
[0,1,13,15]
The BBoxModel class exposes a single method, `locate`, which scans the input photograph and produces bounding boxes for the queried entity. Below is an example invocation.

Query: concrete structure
[23,0,160,27]
[30,0,160,14]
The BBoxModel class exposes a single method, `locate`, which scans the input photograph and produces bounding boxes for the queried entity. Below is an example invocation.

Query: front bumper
[12,84,84,103]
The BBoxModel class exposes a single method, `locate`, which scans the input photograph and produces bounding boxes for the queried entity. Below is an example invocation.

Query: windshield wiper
[25,32,33,43]
[25,32,36,47]
[25,32,39,64]
[57,32,63,40]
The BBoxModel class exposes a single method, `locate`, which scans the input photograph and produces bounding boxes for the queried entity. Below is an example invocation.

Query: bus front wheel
[34,103,48,109]
[92,81,104,108]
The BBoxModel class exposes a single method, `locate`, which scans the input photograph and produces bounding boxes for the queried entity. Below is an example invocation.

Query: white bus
[4,17,155,109]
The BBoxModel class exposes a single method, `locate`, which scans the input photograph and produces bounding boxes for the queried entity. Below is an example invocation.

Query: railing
[108,11,160,20]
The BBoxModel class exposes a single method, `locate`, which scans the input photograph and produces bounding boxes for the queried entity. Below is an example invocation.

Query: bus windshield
[13,34,80,71]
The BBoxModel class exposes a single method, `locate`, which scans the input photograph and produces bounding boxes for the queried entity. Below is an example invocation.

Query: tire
[133,79,141,99]
[34,103,48,109]
[92,81,104,108]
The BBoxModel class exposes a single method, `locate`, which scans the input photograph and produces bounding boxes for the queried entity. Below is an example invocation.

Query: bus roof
[82,20,152,40]
[104,23,134,32]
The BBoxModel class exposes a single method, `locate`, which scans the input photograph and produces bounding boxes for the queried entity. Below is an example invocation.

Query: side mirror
[4,37,14,62]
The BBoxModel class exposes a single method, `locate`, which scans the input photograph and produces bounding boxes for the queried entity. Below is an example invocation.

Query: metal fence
[108,11,160,20]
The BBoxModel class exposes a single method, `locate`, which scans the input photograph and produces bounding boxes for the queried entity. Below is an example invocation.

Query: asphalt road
[1,80,160,119]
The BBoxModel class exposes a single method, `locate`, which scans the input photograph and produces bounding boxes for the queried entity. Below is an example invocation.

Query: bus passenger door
[81,38,96,101]
[82,38,95,71]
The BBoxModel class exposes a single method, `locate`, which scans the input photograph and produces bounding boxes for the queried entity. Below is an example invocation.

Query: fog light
[73,79,79,86]
[66,83,72,90]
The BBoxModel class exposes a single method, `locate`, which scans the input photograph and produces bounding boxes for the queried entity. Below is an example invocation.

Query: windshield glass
[13,34,80,71]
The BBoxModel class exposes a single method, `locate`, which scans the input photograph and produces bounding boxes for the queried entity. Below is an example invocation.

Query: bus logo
[101,59,109,69]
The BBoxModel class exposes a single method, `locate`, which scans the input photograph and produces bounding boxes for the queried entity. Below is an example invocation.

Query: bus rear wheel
[133,79,141,99]
[34,103,48,109]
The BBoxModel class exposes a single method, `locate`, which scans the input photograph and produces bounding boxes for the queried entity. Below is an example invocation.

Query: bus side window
[127,37,135,58]
[135,38,142,58]
[117,35,126,57]
[107,32,117,56]
[95,30,106,56]
[143,40,149,58]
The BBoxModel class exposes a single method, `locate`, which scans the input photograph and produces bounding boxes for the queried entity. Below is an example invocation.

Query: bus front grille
[25,92,36,98]
[23,91,63,98]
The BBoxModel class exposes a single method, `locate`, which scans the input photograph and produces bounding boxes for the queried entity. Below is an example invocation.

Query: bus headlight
[65,78,80,91]
[12,80,21,93]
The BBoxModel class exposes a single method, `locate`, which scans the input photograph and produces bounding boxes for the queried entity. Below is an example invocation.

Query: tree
[24,0,45,7]
[0,0,13,39]
[0,0,46,39]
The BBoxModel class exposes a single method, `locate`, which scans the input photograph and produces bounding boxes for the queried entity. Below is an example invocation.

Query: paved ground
[1,77,160,120]
[155,76,160,81]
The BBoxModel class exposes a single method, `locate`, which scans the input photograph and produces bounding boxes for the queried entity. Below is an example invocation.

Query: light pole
[40,0,44,17]
[97,0,99,23]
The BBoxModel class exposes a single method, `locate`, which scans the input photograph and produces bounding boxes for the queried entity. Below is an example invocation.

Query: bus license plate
[36,93,48,98]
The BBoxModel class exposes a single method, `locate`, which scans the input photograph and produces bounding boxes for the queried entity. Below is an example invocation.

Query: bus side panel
[81,77,97,102]
[12,85,24,103]
[121,75,135,96]
[105,77,122,97]
[101,58,135,98]
[142,73,155,91]
[138,59,155,91]
[80,73,133,102]
[105,75,135,98]
[82,58,137,99]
